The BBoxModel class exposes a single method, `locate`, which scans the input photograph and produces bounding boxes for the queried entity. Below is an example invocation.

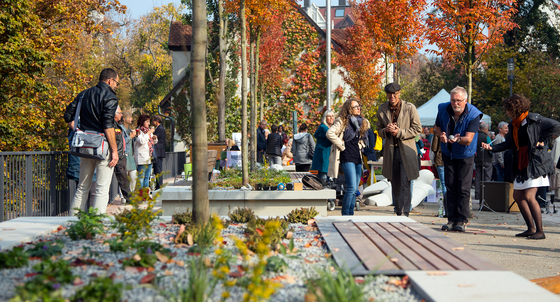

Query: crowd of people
[64,68,167,215]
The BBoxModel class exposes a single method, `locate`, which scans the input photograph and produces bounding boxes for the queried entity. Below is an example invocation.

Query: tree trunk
[240,0,249,185]
[467,43,473,104]
[255,31,262,122]
[191,0,209,224]
[384,54,389,84]
[217,0,227,142]
[260,83,264,121]
[250,35,257,171]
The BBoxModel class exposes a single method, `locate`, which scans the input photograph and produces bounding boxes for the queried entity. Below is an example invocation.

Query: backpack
[302,174,323,190]
[373,130,383,151]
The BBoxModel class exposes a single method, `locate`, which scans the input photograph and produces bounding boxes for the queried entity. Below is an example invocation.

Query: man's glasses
[450,98,466,103]
[112,78,120,87]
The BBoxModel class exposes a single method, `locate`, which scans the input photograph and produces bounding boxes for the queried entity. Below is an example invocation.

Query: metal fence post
[0,155,4,222]
[50,154,57,216]
[26,155,33,217]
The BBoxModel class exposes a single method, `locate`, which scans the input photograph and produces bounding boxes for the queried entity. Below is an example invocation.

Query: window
[335,9,345,17]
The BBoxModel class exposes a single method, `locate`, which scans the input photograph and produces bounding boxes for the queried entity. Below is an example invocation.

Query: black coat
[266,133,283,157]
[63,82,118,133]
[362,128,377,161]
[153,124,166,158]
[257,128,267,151]
[492,113,560,181]
[474,131,492,164]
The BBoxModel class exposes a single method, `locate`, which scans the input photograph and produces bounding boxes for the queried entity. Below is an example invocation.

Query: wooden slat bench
[317,219,504,276]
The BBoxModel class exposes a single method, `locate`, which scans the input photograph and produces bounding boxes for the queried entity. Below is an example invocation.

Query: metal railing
[1,151,186,222]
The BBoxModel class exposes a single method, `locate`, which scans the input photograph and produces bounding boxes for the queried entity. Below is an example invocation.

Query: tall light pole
[507,58,514,97]
[326,0,331,110]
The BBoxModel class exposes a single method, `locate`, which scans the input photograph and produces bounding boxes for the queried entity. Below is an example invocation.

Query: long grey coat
[376,100,422,181]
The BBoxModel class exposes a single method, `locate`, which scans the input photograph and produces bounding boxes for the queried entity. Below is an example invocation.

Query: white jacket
[134,131,158,165]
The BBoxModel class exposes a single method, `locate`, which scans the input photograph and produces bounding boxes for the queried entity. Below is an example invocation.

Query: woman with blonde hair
[326,99,370,215]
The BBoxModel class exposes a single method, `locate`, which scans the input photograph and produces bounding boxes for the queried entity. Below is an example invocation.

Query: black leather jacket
[63,82,118,133]
[492,113,560,181]
[266,132,283,157]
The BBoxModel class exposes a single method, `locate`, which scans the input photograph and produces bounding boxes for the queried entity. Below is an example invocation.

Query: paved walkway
[330,200,560,281]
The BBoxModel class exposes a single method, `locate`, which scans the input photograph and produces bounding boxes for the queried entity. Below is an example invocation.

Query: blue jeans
[493,163,505,182]
[340,162,362,216]
[137,164,153,188]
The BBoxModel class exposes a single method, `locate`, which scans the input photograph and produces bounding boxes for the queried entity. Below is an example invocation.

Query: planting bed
[0,217,422,302]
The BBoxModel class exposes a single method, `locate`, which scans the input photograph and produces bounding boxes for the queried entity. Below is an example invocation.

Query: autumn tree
[426,0,517,103]
[0,0,125,151]
[336,17,384,122]
[351,0,427,84]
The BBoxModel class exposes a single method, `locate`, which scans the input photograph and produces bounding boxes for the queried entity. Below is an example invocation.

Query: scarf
[139,126,154,157]
[343,115,364,143]
[512,111,529,150]
[390,100,402,123]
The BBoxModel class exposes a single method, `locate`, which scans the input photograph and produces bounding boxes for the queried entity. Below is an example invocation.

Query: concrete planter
[158,187,336,217]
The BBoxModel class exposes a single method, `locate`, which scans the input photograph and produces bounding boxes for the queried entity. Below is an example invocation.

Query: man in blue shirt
[434,86,482,232]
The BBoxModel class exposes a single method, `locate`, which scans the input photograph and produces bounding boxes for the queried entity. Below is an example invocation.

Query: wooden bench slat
[316,221,369,275]
[376,222,456,270]
[366,222,438,270]
[334,222,399,272]
[402,222,504,271]
[392,222,475,271]
[355,222,419,271]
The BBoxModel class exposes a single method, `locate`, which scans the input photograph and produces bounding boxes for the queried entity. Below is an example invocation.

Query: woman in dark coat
[311,110,335,182]
[482,94,560,240]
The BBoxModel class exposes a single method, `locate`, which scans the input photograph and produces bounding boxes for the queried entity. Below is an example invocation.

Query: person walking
[327,99,370,216]
[312,110,335,182]
[113,106,131,204]
[492,121,509,182]
[474,121,493,201]
[63,68,120,215]
[278,125,289,145]
[152,115,166,190]
[482,94,560,240]
[266,124,283,165]
[291,123,316,172]
[122,111,137,191]
[376,83,422,217]
[435,86,482,232]
[257,120,267,163]
[282,139,293,166]
[134,115,158,190]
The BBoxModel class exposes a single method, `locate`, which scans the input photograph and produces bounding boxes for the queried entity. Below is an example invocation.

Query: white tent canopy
[416,89,491,127]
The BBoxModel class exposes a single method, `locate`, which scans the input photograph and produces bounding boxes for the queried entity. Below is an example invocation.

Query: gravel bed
[0,220,422,301]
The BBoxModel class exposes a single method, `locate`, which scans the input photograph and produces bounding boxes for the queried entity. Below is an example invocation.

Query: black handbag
[70,94,109,160]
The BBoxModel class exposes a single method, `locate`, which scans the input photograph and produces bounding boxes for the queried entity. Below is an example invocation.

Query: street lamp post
[507,58,514,97]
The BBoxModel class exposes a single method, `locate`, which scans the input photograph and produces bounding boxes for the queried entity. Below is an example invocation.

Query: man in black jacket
[474,121,492,201]
[152,115,166,190]
[266,125,283,165]
[257,120,267,163]
[63,68,119,215]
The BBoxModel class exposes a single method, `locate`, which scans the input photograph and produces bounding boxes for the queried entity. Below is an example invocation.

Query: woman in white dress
[483,94,560,240]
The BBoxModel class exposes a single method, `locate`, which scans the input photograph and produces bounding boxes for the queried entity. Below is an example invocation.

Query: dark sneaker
[453,221,466,232]
[441,221,455,231]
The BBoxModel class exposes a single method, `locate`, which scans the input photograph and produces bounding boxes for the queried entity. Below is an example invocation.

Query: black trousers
[153,157,164,190]
[257,150,265,163]
[392,147,411,216]
[115,157,130,202]
[443,154,474,223]
[295,164,311,172]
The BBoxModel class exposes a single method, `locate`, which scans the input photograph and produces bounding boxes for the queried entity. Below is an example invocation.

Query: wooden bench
[207,150,217,180]
[317,219,504,276]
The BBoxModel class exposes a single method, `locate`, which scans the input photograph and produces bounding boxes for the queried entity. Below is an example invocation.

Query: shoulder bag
[70,94,109,160]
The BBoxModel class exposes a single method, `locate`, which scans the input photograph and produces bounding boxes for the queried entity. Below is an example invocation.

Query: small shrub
[104,237,134,253]
[71,277,125,302]
[229,207,256,223]
[265,256,288,273]
[122,249,157,268]
[177,215,223,252]
[33,258,75,284]
[285,207,319,224]
[161,257,218,302]
[245,217,290,252]
[66,207,107,240]
[26,240,64,258]
[0,246,28,269]
[172,209,193,225]
[306,265,373,302]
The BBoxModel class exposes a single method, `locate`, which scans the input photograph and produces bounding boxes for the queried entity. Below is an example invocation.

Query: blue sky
[118,0,183,19]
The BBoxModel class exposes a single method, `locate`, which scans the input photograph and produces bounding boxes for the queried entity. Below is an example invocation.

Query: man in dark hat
[376,83,422,216]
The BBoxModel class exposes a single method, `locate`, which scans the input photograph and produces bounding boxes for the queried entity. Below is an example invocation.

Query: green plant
[245,216,290,252]
[33,258,75,284]
[12,259,76,301]
[285,207,319,224]
[66,207,107,240]
[229,207,256,223]
[122,249,158,268]
[210,167,291,189]
[113,179,163,240]
[177,215,222,252]
[306,264,373,302]
[0,246,28,269]
[172,209,193,225]
[265,256,288,273]
[26,240,64,258]
[71,277,125,302]
[162,257,219,302]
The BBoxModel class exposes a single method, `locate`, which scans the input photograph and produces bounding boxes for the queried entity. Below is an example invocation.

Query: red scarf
[512,111,529,150]
[139,126,154,158]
